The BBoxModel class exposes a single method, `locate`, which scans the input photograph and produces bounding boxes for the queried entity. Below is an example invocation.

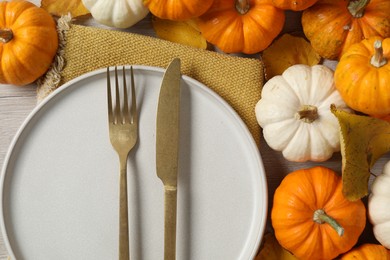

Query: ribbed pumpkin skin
[82,0,149,29]
[272,0,318,11]
[197,0,285,54]
[0,0,58,86]
[341,244,390,259]
[302,0,390,60]
[271,166,366,260]
[334,37,390,116]
[372,114,390,122]
[368,160,390,249]
[143,0,214,21]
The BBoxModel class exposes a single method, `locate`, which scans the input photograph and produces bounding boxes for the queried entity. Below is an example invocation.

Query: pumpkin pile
[251,0,390,259]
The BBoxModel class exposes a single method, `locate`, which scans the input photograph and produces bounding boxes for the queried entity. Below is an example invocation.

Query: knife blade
[156,58,181,260]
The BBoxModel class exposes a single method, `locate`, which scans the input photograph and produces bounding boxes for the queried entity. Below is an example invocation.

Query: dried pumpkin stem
[296,105,319,123]
[348,0,371,18]
[236,0,250,14]
[371,40,387,68]
[0,28,13,43]
[313,209,344,236]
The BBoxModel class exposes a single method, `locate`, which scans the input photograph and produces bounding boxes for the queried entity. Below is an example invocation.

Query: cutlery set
[107,58,182,260]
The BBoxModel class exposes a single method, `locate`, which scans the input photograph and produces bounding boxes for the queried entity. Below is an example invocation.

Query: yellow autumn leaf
[331,105,390,201]
[262,33,321,80]
[41,0,90,17]
[152,16,208,49]
[255,233,298,260]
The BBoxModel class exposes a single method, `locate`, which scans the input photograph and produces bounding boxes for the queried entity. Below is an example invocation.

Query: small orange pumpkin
[271,166,366,260]
[143,0,214,21]
[334,37,390,116]
[0,0,58,86]
[302,0,390,60]
[341,244,390,259]
[371,113,390,123]
[197,0,285,54]
[272,0,318,11]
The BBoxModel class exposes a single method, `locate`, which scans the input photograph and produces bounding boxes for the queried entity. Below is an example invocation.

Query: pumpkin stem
[296,105,319,123]
[348,0,370,18]
[0,28,13,43]
[371,40,387,68]
[236,0,250,15]
[313,209,344,236]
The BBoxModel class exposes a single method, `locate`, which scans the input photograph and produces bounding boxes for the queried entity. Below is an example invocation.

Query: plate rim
[0,65,268,259]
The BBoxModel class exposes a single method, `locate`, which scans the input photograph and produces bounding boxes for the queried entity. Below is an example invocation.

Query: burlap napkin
[38,16,264,145]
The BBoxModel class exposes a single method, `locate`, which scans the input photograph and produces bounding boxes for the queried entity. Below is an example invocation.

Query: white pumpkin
[255,64,349,162]
[82,0,149,29]
[368,160,390,249]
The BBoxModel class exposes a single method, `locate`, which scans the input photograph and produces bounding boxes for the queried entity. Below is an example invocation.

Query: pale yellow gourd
[82,0,149,28]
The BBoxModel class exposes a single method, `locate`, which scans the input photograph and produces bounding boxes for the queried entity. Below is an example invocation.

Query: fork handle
[119,156,130,260]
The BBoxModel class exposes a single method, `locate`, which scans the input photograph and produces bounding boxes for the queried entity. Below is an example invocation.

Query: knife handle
[164,186,177,260]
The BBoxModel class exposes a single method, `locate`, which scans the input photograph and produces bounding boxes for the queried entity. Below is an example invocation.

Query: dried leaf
[255,233,298,260]
[262,33,321,80]
[41,0,90,17]
[331,105,390,201]
[152,16,208,49]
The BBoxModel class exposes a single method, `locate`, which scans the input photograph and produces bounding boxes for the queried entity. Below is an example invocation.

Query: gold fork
[107,66,138,260]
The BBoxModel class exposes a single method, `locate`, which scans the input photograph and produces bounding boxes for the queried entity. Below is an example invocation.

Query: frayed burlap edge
[36,14,72,103]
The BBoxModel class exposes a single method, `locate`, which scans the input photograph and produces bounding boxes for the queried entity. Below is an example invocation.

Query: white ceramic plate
[0,66,267,260]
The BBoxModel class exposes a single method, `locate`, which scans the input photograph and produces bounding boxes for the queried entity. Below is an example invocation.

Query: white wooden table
[0,1,389,259]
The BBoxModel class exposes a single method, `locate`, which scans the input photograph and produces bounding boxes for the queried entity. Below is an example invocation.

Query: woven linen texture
[41,24,264,145]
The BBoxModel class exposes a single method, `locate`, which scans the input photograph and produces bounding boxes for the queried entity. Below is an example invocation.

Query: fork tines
[106,66,137,125]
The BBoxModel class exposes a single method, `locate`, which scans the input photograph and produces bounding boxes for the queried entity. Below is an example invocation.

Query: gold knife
[156,58,181,260]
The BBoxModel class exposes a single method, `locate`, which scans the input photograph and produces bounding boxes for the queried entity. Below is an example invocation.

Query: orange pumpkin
[334,37,390,116]
[271,166,366,260]
[272,0,318,11]
[302,0,390,60]
[196,0,285,54]
[0,0,58,86]
[143,0,214,21]
[341,244,390,259]
[372,114,390,122]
